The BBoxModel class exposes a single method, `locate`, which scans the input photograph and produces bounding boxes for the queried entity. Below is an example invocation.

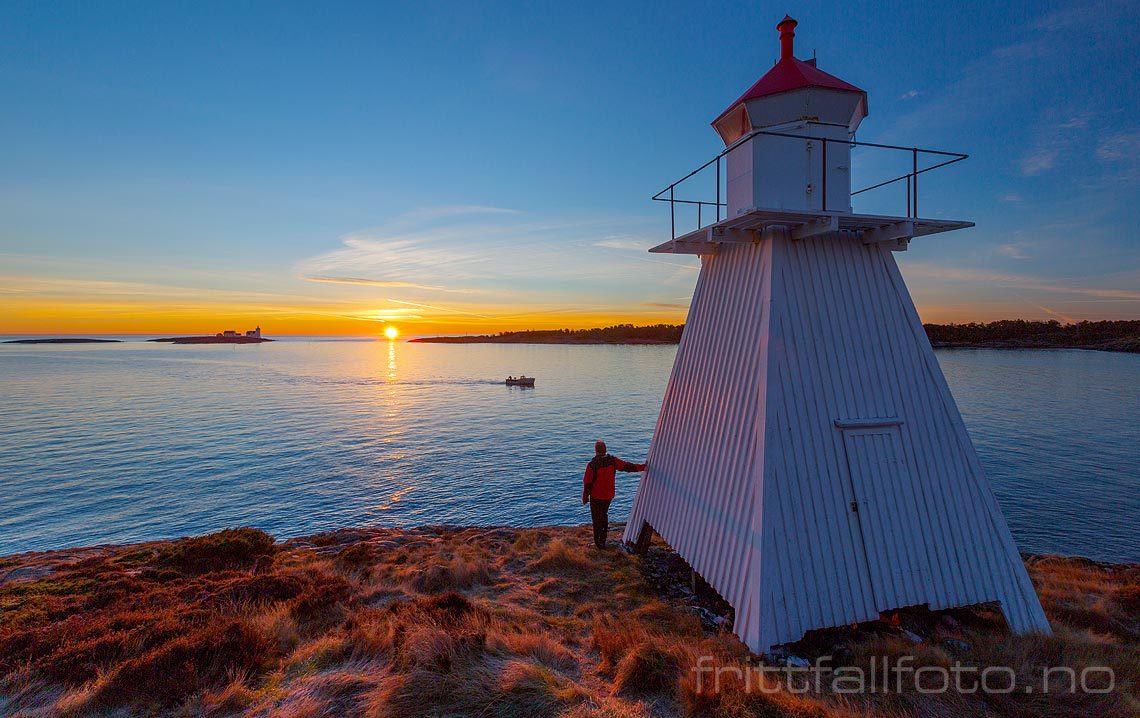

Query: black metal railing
[653,125,968,239]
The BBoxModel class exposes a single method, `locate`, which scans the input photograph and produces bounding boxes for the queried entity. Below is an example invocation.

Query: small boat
[505,375,535,387]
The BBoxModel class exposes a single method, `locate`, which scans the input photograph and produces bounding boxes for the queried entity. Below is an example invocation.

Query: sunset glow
[0,3,1136,337]
[384,326,399,340]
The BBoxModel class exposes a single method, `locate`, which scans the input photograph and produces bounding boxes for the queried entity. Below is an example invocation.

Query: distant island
[413,320,1140,353]
[2,338,121,344]
[150,336,273,344]
[149,326,272,344]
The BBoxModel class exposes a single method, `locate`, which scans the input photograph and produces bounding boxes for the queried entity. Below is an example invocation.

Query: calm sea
[0,339,1136,562]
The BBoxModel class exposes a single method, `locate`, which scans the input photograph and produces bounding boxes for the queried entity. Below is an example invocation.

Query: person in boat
[582,440,646,550]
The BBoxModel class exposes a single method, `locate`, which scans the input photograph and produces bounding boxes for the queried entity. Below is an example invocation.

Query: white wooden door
[841,425,932,610]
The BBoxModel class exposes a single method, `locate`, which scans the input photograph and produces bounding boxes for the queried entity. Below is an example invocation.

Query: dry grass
[0,525,1135,717]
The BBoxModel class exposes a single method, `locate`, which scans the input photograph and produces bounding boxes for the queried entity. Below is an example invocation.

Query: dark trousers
[589,499,612,548]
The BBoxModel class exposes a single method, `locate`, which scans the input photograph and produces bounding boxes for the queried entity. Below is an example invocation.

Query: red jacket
[583,454,645,502]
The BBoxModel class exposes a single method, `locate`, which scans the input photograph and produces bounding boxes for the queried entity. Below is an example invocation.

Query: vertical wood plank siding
[624,227,1051,653]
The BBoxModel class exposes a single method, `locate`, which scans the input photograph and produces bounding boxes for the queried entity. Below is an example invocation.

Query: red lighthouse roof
[712,16,866,138]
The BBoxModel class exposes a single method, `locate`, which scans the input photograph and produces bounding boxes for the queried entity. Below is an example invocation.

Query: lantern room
[649,15,973,257]
[715,16,867,215]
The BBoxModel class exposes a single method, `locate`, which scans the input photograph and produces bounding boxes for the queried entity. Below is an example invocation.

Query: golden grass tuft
[489,628,579,673]
[590,614,649,672]
[528,537,594,574]
[201,678,258,716]
[284,634,350,677]
[496,658,589,715]
[407,556,492,594]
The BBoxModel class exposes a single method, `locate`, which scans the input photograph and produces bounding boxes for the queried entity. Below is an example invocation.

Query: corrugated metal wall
[625,227,1050,654]
[623,238,773,642]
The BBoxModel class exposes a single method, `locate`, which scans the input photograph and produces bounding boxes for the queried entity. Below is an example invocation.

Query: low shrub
[211,571,309,607]
[288,573,354,632]
[335,542,378,574]
[154,527,275,574]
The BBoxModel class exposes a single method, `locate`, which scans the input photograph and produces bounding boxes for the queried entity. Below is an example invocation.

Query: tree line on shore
[924,319,1140,352]
[412,320,1139,352]
[412,323,685,344]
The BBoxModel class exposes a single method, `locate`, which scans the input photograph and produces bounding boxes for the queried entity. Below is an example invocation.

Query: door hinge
[850,501,859,513]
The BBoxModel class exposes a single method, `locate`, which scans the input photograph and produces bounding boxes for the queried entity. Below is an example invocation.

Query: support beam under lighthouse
[624,17,1051,655]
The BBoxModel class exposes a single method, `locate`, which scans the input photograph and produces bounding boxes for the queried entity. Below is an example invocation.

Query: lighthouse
[623,17,1051,654]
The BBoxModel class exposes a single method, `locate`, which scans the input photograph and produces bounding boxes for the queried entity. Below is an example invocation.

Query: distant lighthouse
[624,17,1051,654]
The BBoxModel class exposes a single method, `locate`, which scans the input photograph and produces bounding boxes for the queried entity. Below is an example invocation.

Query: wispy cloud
[902,263,1140,301]
[995,241,1035,260]
[401,205,521,221]
[1094,131,1140,182]
[386,298,492,319]
[346,308,426,322]
[1095,131,1140,162]
[1017,114,1091,177]
[292,207,695,326]
[593,235,652,251]
[0,275,310,303]
[298,210,603,287]
[302,275,472,293]
[1030,1,1115,32]
[1036,305,1076,324]
[1017,149,1058,176]
[892,1,1132,136]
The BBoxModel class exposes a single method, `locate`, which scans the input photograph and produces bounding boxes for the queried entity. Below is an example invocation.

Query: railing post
[716,155,721,222]
[821,138,828,212]
[670,185,675,239]
[906,175,911,218]
[697,202,702,229]
[912,147,918,218]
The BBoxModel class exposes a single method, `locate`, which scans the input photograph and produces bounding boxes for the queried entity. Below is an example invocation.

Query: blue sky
[1,0,1137,333]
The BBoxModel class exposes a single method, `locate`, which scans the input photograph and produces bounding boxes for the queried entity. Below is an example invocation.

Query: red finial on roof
[777,15,797,60]
[709,14,867,142]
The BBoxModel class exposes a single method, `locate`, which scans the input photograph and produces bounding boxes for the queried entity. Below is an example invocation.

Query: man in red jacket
[582,440,646,549]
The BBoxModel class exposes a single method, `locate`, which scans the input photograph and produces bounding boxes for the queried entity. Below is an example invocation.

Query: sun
[384,326,399,340]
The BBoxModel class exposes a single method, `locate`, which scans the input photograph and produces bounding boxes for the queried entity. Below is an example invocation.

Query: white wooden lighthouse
[623,16,1051,654]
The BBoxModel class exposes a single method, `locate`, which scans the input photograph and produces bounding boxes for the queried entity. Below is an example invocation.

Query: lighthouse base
[625,225,1049,654]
